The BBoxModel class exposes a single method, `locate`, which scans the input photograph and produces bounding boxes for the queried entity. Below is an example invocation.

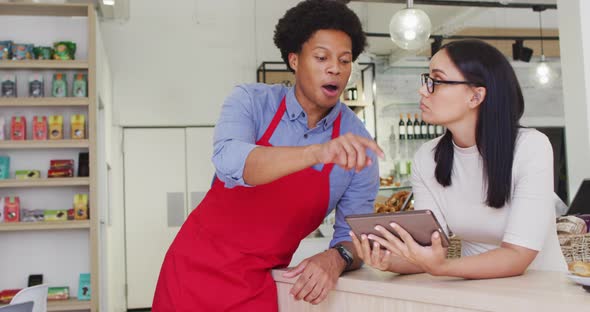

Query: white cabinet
[123,127,214,309]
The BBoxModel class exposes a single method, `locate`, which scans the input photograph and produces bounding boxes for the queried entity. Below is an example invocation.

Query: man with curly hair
[152,1,382,310]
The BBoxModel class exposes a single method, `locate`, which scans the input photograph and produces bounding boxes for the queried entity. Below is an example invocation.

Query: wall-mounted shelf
[0,98,89,107]
[0,60,88,70]
[47,298,91,311]
[0,140,89,149]
[0,178,89,188]
[379,185,412,191]
[0,220,90,232]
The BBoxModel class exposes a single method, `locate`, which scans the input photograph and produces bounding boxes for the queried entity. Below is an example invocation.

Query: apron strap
[322,111,342,173]
[258,97,287,145]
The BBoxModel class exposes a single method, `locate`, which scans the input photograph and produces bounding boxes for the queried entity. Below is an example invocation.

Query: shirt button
[304,134,308,139]
[291,113,295,118]
[302,112,305,117]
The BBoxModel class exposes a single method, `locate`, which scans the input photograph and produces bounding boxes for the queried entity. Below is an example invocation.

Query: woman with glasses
[351,39,567,278]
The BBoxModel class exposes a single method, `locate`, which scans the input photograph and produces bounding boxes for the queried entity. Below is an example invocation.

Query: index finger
[353,135,385,159]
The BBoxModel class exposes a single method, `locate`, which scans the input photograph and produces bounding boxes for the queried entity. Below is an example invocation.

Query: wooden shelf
[0,97,89,107]
[0,60,88,70]
[0,220,90,232]
[379,185,412,191]
[0,178,89,188]
[48,298,91,312]
[0,140,89,149]
[0,3,89,17]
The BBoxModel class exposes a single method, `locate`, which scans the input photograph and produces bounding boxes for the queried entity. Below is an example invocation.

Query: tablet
[345,210,449,248]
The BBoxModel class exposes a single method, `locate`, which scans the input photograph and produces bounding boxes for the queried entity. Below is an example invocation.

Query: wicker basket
[445,234,590,264]
[559,233,590,263]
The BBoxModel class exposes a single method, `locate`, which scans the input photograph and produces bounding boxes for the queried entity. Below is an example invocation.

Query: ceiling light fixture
[389,0,432,50]
[533,6,553,86]
[102,0,115,6]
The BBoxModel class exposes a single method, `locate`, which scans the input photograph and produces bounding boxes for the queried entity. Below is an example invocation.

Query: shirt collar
[285,86,342,130]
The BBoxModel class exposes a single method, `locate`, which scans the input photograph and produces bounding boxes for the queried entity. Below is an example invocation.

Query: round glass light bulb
[535,62,553,85]
[389,8,432,50]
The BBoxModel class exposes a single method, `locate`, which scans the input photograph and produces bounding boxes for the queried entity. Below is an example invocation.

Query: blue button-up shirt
[212,83,379,247]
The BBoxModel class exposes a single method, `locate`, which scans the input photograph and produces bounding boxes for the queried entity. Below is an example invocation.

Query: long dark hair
[434,40,524,208]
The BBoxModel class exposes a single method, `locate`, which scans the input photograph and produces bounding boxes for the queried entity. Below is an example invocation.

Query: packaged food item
[1,74,17,97]
[50,159,74,170]
[20,208,44,222]
[0,156,9,179]
[0,115,5,140]
[29,74,44,97]
[0,197,3,223]
[0,40,12,60]
[44,209,67,221]
[72,73,87,97]
[78,152,89,177]
[48,115,63,140]
[11,43,34,60]
[48,168,73,178]
[71,114,85,139]
[33,116,48,140]
[52,73,67,97]
[67,208,75,220]
[0,289,21,304]
[10,116,26,141]
[53,41,76,60]
[48,286,70,300]
[78,273,91,300]
[15,170,41,180]
[33,46,53,60]
[74,193,89,220]
[4,196,20,222]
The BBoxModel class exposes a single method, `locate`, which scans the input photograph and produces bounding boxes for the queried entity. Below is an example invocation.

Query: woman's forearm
[388,256,425,274]
[437,245,536,279]
[243,145,319,186]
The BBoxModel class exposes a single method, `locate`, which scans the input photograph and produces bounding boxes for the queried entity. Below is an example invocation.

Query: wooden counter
[272,268,590,311]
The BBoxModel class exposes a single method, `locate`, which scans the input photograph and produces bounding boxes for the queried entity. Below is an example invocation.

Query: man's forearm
[243,145,319,186]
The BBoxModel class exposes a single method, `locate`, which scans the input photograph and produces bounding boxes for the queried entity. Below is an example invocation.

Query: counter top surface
[272,268,590,311]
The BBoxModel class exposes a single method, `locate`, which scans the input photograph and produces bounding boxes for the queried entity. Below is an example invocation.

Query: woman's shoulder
[413,136,443,169]
[515,128,552,156]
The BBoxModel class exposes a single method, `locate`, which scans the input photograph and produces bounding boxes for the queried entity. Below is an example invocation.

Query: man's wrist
[328,248,347,272]
[331,244,354,272]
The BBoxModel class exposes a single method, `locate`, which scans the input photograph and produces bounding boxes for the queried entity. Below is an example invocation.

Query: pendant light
[389,0,432,50]
[534,7,553,86]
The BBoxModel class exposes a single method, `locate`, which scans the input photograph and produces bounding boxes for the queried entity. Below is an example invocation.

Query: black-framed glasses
[421,73,484,94]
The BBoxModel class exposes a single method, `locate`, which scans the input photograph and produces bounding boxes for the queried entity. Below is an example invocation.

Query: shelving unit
[0,98,90,107]
[0,220,90,232]
[0,140,90,150]
[0,3,98,312]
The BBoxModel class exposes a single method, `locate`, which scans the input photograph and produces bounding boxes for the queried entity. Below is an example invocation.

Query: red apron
[152,96,341,311]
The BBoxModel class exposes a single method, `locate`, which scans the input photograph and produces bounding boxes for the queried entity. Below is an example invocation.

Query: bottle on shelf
[428,123,435,139]
[406,113,414,140]
[421,117,428,141]
[398,113,406,140]
[436,124,444,137]
[413,113,421,140]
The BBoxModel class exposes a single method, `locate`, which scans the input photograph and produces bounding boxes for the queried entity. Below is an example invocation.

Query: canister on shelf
[70,114,85,139]
[48,115,63,140]
[33,116,48,140]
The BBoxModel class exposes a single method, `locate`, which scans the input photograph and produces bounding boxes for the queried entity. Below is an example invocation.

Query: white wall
[557,0,590,201]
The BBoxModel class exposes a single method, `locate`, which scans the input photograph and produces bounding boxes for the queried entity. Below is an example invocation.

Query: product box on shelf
[1,74,17,97]
[33,116,48,140]
[52,73,67,97]
[0,156,10,179]
[78,273,91,300]
[71,114,85,139]
[15,170,40,180]
[0,41,12,60]
[29,74,44,97]
[0,116,6,140]
[21,209,44,222]
[73,73,87,97]
[48,286,70,300]
[44,209,67,221]
[48,115,63,140]
[10,116,26,141]
[4,196,20,223]
[74,193,88,220]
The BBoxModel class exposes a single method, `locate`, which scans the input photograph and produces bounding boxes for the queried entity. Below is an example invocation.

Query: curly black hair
[273,0,366,72]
